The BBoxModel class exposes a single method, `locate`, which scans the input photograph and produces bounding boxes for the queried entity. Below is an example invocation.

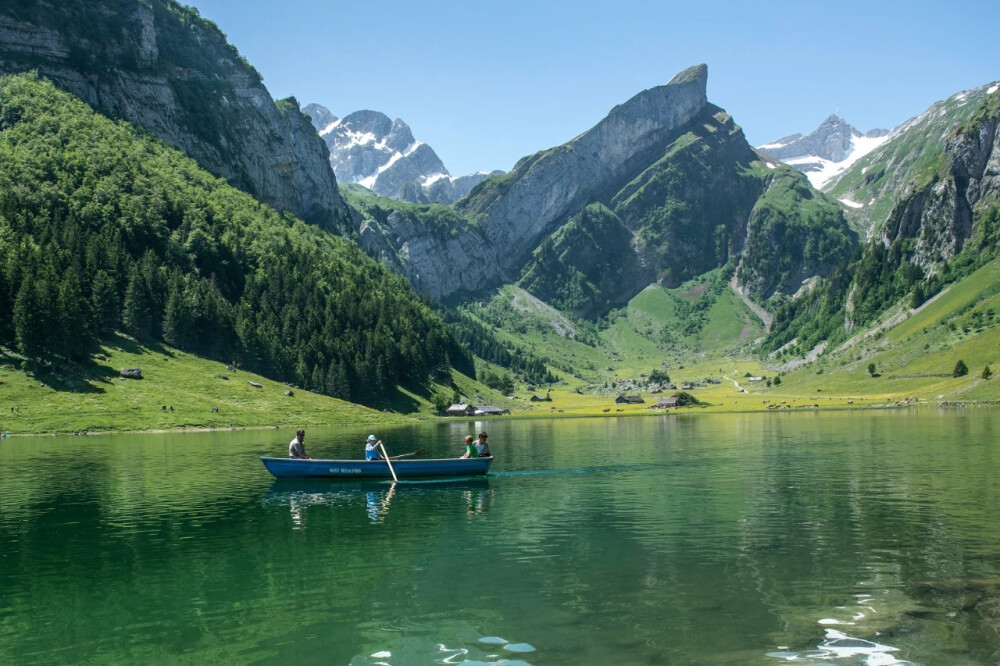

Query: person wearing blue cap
[365,434,384,460]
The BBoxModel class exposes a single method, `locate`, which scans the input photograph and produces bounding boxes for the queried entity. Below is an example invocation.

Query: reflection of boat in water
[262,477,493,522]
[266,477,490,497]
[260,455,493,479]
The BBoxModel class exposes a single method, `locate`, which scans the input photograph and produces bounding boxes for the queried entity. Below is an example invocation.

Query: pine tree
[90,269,120,336]
[122,267,152,340]
[0,266,14,348]
[57,268,93,361]
[162,278,191,348]
[13,280,44,360]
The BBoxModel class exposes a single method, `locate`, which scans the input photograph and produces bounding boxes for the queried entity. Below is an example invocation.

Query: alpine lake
[2,409,999,665]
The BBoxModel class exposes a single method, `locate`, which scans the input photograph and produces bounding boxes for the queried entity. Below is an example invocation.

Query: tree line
[0,73,472,405]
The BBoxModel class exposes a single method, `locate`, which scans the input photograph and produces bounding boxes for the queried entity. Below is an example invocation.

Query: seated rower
[365,434,384,460]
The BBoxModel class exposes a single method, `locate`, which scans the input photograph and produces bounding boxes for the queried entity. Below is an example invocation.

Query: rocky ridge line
[360,64,711,300]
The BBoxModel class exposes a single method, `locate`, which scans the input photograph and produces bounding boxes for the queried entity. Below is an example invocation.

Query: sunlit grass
[0,334,408,436]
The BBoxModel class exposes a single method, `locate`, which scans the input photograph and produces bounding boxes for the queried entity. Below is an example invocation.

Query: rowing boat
[260,455,493,479]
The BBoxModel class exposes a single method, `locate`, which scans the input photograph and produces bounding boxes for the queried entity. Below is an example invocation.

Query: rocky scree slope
[0,0,349,231]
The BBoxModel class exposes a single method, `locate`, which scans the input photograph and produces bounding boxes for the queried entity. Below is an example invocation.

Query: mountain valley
[1,0,998,434]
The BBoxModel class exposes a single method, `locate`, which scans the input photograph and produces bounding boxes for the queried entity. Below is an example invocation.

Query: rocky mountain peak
[668,63,708,87]
[758,114,891,189]
[306,103,498,203]
[362,64,714,300]
[302,103,337,131]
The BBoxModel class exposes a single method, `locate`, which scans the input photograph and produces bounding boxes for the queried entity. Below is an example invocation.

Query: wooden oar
[378,442,398,482]
[389,449,425,460]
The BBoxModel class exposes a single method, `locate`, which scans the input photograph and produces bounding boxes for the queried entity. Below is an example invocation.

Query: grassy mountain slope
[515,106,856,315]
[461,269,765,389]
[0,334,409,435]
[829,81,999,234]
[0,73,470,410]
[517,202,639,317]
[768,257,1000,403]
[512,258,999,418]
[738,166,857,300]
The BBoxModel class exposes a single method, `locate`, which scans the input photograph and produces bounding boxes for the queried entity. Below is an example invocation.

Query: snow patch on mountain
[758,136,801,151]
[757,115,890,190]
[784,133,891,190]
[302,103,502,204]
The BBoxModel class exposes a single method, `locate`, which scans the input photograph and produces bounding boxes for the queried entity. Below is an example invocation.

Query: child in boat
[474,431,492,457]
[460,435,478,458]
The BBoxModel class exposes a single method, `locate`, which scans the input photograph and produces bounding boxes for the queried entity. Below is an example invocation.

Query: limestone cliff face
[882,93,1000,269]
[0,0,349,231]
[361,65,710,299]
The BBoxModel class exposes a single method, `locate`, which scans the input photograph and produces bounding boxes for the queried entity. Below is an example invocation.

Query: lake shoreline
[4,398,998,438]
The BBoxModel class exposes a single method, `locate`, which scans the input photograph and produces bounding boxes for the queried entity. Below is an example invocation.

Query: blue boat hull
[260,456,493,479]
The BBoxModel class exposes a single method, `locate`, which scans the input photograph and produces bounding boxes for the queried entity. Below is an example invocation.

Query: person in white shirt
[289,429,309,458]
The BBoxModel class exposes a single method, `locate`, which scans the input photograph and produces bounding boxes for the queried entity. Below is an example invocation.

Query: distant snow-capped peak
[303,104,500,204]
[757,115,890,190]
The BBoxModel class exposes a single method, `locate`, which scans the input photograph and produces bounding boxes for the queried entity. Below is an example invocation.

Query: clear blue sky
[192,0,998,176]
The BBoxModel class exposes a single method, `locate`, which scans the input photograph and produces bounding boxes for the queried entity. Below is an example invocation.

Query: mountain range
[356,64,854,315]
[303,104,502,204]
[756,115,890,190]
[1,0,999,420]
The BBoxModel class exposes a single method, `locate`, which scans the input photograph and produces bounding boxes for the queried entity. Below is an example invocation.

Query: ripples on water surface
[1,411,999,664]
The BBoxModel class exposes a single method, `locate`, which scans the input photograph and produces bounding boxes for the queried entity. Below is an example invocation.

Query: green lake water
[1,410,999,664]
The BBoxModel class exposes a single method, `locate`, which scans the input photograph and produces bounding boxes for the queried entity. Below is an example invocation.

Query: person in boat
[365,434,384,460]
[460,435,478,458]
[474,431,492,458]
[289,429,309,459]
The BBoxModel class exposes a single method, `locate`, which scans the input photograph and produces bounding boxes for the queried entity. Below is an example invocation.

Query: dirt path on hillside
[729,275,772,332]
[722,375,745,392]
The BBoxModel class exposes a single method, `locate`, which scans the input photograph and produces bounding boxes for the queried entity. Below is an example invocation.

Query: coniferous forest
[0,73,473,406]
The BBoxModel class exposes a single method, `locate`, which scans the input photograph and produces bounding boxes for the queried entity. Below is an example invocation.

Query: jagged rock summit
[357,62,857,317]
[360,64,712,299]
[757,115,890,190]
[304,104,501,204]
